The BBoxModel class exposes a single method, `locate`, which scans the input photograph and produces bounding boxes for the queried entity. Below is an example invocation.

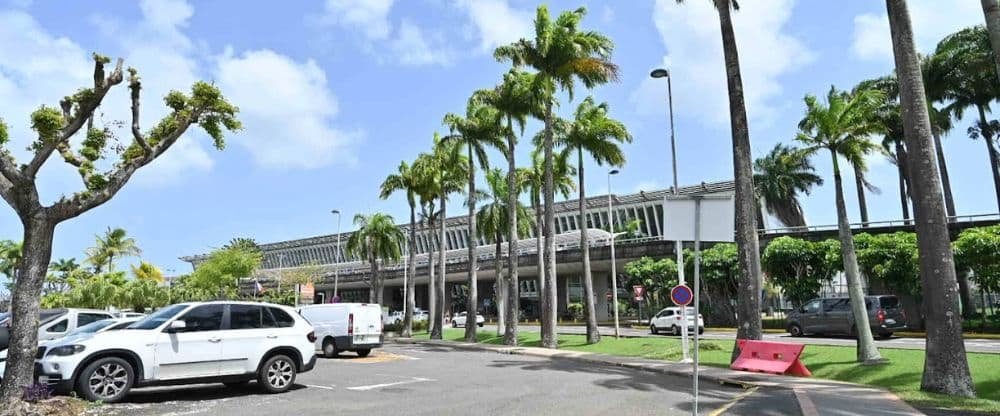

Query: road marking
[707,386,758,416]
[793,389,820,416]
[347,377,433,391]
[306,384,336,390]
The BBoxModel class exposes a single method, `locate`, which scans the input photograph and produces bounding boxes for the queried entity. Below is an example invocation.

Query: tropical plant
[550,96,631,344]
[118,278,169,313]
[761,237,840,308]
[855,233,920,296]
[345,213,404,305]
[130,261,165,284]
[684,243,740,327]
[886,2,977,397]
[753,143,822,228]
[954,225,1000,297]
[84,227,142,274]
[444,95,505,343]
[46,257,80,294]
[475,69,542,346]
[495,5,618,349]
[187,247,262,299]
[224,237,261,255]
[380,159,423,338]
[674,0,763,362]
[622,256,678,311]
[0,241,22,284]
[795,85,885,363]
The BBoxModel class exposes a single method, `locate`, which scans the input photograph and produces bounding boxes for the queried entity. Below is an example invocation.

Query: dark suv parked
[785,295,906,339]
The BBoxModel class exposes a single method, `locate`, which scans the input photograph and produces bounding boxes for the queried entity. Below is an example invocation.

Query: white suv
[34,301,316,403]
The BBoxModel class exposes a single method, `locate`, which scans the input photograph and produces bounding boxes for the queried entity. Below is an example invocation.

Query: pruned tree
[0,54,240,402]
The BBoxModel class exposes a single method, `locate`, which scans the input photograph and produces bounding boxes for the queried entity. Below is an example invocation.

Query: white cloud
[456,0,532,52]
[321,0,394,41]
[631,0,814,128]
[851,0,982,61]
[214,49,361,169]
[633,181,660,193]
[390,20,454,66]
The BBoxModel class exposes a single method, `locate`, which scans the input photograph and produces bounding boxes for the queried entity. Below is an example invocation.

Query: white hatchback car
[450,312,485,328]
[34,301,316,403]
[649,307,705,335]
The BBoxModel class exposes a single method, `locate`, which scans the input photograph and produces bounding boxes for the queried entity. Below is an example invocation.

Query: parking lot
[91,343,798,416]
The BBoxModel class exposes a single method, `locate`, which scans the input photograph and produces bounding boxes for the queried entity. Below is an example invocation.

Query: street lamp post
[608,169,620,338]
[652,67,691,362]
[332,209,342,300]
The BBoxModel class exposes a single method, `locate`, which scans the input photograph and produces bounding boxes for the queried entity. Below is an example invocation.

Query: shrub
[567,303,584,321]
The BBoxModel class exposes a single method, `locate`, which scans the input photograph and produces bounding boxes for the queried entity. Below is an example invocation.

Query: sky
[0,0,992,278]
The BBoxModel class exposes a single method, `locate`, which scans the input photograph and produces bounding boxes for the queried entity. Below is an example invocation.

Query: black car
[785,295,906,339]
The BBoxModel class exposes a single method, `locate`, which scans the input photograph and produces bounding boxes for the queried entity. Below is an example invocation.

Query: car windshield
[65,319,118,337]
[126,304,189,330]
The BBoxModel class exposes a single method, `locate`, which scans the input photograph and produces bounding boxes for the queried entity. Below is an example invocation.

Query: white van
[298,303,383,358]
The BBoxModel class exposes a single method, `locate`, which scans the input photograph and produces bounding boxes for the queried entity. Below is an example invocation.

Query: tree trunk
[853,164,870,228]
[402,204,417,338]
[895,141,911,224]
[534,194,545,325]
[0,217,55,402]
[832,152,883,363]
[933,133,957,218]
[540,101,559,349]
[982,0,1000,85]
[716,0,763,363]
[577,149,600,344]
[495,237,504,337]
[888,0,976,396]
[977,105,1000,212]
[504,124,520,346]
[465,142,479,343]
[436,199,448,339]
[429,217,440,339]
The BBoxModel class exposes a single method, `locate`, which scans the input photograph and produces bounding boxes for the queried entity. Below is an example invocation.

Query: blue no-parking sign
[670,284,693,306]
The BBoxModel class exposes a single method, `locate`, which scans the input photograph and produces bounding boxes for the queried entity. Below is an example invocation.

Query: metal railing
[761,213,1000,235]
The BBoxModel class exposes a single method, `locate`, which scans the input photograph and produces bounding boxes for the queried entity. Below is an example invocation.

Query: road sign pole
[692,197,702,416]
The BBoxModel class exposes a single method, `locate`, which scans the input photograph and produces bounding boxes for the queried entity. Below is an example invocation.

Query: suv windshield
[126,304,188,330]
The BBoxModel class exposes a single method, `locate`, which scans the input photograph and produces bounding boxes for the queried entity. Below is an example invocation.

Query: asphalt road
[93,344,801,416]
[480,324,1000,354]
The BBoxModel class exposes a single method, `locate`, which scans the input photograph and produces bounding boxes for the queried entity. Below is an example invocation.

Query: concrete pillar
[594,272,611,321]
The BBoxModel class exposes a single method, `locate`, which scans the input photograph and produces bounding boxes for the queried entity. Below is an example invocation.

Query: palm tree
[85,227,141,273]
[921,56,959,218]
[476,69,542,346]
[932,26,1000,211]
[674,0,764,361]
[752,143,823,228]
[444,95,505,343]
[224,237,261,255]
[130,261,164,283]
[380,159,423,338]
[795,85,884,364]
[495,5,618,349]
[982,0,1000,85]
[345,213,404,305]
[857,76,915,224]
[46,257,79,294]
[413,155,440,337]
[886,0,976,397]
[0,241,23,284]
[551,97,631,344]
[477,168,534,336]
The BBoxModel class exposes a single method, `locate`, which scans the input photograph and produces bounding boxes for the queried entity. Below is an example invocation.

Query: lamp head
[650,68,669,78]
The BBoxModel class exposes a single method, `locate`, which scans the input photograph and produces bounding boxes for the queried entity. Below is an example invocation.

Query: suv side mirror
[167,320,187,333]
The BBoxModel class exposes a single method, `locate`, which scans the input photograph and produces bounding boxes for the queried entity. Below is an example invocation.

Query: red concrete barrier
[730,339,812,377]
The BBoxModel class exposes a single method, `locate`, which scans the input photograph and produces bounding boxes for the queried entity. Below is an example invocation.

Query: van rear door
[351,304,383,346]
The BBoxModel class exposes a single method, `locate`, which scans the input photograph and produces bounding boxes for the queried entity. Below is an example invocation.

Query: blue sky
[0,0,992,277]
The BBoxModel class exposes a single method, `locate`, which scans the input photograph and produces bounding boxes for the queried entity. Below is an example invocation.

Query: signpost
[664,194,734,416]
[633,285,645,322]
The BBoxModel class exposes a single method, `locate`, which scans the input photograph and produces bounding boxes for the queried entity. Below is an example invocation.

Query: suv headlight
[48,345,85,356]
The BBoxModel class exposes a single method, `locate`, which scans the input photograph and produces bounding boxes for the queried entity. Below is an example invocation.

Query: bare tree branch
[23,57,124,179]
[0,153,21,185]
[129,72,152,155]
[0,169,15,208]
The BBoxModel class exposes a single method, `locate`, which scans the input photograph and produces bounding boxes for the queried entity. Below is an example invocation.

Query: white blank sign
[663,195,736,242]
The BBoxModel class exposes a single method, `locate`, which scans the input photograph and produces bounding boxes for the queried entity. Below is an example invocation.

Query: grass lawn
[415,329,1000,414]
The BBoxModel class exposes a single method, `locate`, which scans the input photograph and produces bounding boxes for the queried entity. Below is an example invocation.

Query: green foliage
[762,237,841,307]
[753,143,822,228]
[567,302,584,321]
[855,233,921,296]
[477,168,534,243]
[955,225,1000,294]
[623,256,678,309]
[0,240,22,281]
[255,288,296,306]
[224,237,261,255]
[85,227,141,273]
[187,247,262,297]
[29,106,65,148]
[118,278,169,313]
[795,86,884,177]
[346,213,405,265]
[690,243,739,289]
[131,261,164,283]
[0,118,9,146]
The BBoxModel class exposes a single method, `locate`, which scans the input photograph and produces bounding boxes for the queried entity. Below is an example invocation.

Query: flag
[255,279,264,294]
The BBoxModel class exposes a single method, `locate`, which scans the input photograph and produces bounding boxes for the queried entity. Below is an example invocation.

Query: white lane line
[347,377,433,391]
[306,384,336,390]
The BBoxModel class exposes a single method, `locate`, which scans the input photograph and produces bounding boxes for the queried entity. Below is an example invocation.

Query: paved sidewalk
[394,338,925,416]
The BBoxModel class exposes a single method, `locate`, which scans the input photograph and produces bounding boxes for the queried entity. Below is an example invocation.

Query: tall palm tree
[414,153,440,337]
[551,97,631,344]
[857,76,915,223]
[982,0,1000,85]
[380,159,423,338]
[525,148,576,327]
[675,0,763,360]
[477,168,534,336]
[753,143,823,228]
[476,69,542,346]
[444,95,505,343]
[932,26,1000,211]
[345,213,404,305]
[495,5,618,349]
[795,85,884,364]
[886,0,976,397]
[921,56,959,218]
[85,227,141,273]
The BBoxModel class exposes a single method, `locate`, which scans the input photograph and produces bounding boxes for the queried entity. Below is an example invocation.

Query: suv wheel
[322,338,339,358]
[788,324,803,337]
[671,325,680,336]
[650,325,658,335]
[76,357,134,403]
[356,348,371,358]
[258,355,297,394]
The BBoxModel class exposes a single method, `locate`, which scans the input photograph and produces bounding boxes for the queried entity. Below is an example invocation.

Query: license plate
[886,319,896,325]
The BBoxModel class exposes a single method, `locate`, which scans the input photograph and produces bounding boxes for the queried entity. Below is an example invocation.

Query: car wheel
[671,325,680,336]
[452,321,458,328]
[788,324,803,337]
[322,338,339,358]
[258,355,297,394]
[698,327,705,335]
[650,325,658,335]
[356,349,371,358]
[76,357,134,403]
[478,323,484,328]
